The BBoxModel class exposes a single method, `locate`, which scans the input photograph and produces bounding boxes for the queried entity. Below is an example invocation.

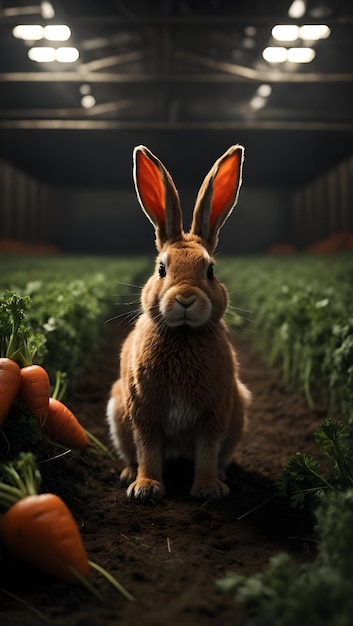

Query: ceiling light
[81,95,96,109]
[257,84,272,98]
[44,25,71,41]
[28,47,56,62]
[28,46,79,63]
[244,26,257,37]
[272,25,299,42]
[56,47,79,62]
[41,2,55,19]
[299,24,331,40]
[242,37,256,49]
[13,25,44,40]
[288,0,306,18]
[287,47,316,63]
[79,84,91,95]
[250,96,266,110]
[262,47,287,63]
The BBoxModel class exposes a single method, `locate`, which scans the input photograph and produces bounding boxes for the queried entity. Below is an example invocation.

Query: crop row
[0,254,151,597]
[3,252,352,417]
[215,253,353,625]
[218,253,353,419]
[1,255,150,387]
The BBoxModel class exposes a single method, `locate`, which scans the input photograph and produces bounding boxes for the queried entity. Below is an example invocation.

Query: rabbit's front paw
[191,478,230,500]
[120,465,137,487]
[126,478,165,502]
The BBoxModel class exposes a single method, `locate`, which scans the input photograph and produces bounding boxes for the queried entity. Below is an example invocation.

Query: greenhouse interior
[1,2,353,626]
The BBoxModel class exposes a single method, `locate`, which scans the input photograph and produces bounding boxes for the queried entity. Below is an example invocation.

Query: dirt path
[0,324,326,626]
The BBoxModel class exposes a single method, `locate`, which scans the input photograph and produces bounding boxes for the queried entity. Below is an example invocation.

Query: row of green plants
[217,253,353,624]
[0,255,150,610]
[0,255,149,386]
[2,252,352,623]
[218,418,353,625]
[219,253,353,419]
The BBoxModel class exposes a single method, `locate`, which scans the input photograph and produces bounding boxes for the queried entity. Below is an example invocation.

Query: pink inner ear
[210,152,240,227]
[136,151,166,224]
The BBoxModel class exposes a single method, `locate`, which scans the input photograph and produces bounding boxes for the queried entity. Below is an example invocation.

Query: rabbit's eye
[207,264,214,280]
[159,262,166,278]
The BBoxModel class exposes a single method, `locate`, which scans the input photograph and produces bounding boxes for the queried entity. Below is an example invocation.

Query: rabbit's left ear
[191,145,244,253]
[133,146,183,250]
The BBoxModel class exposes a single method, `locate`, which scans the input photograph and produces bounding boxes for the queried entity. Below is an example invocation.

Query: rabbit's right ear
[133,146,183,250]
[191,145,244,253]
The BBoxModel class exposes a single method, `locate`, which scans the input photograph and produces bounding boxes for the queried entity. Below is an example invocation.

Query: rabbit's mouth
[160,292,211,328]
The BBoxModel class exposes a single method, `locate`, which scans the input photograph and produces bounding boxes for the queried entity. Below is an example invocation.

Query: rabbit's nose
[175,294,197,309]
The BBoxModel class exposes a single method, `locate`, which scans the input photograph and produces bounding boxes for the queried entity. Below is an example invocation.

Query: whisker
[113,298,141,307]
[227,303,253,315]
[115,281,144,290]
[105,308,141,324]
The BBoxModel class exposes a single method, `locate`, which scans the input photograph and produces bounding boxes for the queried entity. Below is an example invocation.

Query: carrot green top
[0,452,41,511]
[0,291,45,367]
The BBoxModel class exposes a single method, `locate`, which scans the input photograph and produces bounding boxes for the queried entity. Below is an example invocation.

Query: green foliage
[0,290,46,365]
[278,418,353,509]
[218,254,353,418]
[218,489,353,626]
[1,255,151,386]
[218,419,353,624]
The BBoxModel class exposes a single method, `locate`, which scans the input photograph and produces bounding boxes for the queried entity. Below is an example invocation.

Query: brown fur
[107,145,251,502]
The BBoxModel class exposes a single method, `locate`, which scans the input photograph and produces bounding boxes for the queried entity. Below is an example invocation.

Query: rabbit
[106,144,251,502]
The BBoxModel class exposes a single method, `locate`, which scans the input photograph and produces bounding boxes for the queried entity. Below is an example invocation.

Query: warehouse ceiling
[0,0,352,189]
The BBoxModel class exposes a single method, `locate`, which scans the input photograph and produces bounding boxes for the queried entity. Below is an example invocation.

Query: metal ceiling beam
[79,51,143,72]
[1,119,353,131]
[0,70,352,83]
[0,14,349,25]
[0,99,131,118]
[0,5,42,18]
[176,51,353,83]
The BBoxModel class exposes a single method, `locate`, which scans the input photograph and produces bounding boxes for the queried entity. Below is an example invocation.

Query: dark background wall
[1,153,352,255]
[50,184,289,255]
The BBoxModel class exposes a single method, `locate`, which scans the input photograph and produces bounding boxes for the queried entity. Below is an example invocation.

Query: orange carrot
[18,365,50,420]
[39,397,89,450]
[0,453,89,583]
[0,493,90,583]
[0,357,21,426]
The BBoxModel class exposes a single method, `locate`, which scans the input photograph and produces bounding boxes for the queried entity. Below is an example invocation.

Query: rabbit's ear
[191,145,244,253]
[133,145,183,249]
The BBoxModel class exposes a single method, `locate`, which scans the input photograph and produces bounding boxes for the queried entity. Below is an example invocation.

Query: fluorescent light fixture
[28,47,56,62]
[262,47,287,63]
[288,0,306,18]
[81,95,96,109]
[13,24,44,40]
[287,47,316,63]
[13,23,72,43]
[28,46,79,63]
[299,24,331,40]
[44,25,71,41]
[257,84,272,98]
[41,1,55,19]
[272,25,299,42]
[56,47,79,62]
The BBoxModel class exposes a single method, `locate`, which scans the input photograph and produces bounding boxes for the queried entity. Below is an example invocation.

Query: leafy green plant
[1,255,151,388]
[218,254,353,418]
[218,489,353,626]
[278,418,353,509]
[0,290,46,365]
[218,418,353,624]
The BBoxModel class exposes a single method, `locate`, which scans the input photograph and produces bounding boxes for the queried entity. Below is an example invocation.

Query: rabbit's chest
[162,394,199,458]
[166,394,197,430]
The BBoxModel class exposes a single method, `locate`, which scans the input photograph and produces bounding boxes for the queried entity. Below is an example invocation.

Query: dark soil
[0,323,326,626]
